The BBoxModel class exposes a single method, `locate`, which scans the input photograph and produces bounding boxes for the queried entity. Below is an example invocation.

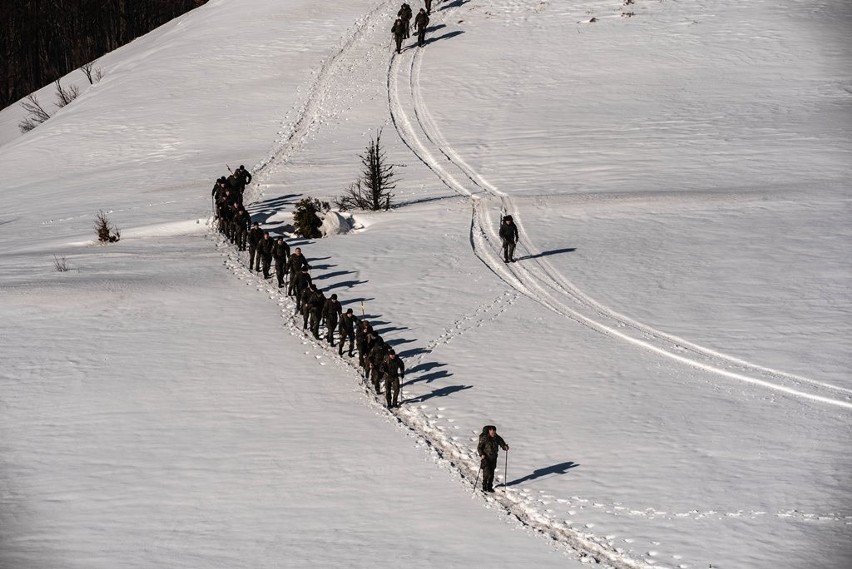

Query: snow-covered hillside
[1,1,850,568]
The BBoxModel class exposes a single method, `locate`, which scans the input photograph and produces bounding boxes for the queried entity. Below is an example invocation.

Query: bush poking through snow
[94,210,120,243]
[335,129,398,211]
[79,62,104,85]
[18,94,52,132]
[53,255,70,272]
[293,198,327,238]
[54,79,80,108]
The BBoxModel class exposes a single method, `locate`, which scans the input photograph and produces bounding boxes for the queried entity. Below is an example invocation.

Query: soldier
[235,165,252,196]
[217,190,233,235]
[414,8,429,47]
[368,336,388,393]
[273,238,290,288]
[361,324,380,378]
[228,202,241,243]
[233,206,250,251]
[258,231,274,278]
[293,267,312,310]
[287,247,310,296]
[308,287,327,339]
[322,293,342,346]
[477,425,509,493]
[398,3,412,38]
[247,222,263,270]
[356,319,372,369]
[297,282,314,321]
[382,350,405,408]
[392,18,406,54]
[499,214,519,263]
[338,308,357,357]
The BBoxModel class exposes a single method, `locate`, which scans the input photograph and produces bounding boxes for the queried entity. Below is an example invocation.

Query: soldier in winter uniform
[338,308,357,356]
[356,320,373,369]
[382,350,405,408]
[499,215,519,263]
[236,165,252,188]
[233,206,250,251]
[258,231,274,278]
[293,267,312,313]
[322,293,342,346]
[288,247,309,296]
[398,3,412,38]
[414,8,429,47]
[477,425,509,492]
[392,18,406,54]
[273,238,290,288]
[368,336,388,393]
[248,222,263,271]
[307,286,326,338]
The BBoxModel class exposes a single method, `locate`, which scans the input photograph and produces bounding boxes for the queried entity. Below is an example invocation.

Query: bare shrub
[54,80,80,108]
[80,62,105,84]
[334,130,398,211]
[94,210,121,243]
[53,255,70,272]
[18,94,51,132]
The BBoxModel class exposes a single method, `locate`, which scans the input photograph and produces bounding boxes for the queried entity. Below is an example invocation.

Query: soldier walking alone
[477,425,509,492]
[414,8,429,47]
[499,214,519,263]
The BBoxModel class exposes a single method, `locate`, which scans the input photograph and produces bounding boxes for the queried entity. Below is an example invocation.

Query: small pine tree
[335,129,398,211]
[94,210,120,243]
[293,198,324,238]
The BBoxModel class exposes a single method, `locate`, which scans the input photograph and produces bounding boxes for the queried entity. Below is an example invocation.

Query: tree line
[1,0,207,110]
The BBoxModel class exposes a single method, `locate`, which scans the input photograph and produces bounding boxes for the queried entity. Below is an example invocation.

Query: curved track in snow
[387,24,852,411]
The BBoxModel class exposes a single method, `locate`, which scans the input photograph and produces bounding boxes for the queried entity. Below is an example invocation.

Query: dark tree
[1,1,207,110]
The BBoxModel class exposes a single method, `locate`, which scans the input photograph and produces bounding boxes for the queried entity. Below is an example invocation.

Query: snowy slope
[1,0,850,568]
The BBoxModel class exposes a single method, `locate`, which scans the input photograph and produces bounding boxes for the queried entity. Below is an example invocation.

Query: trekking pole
[472,463,482,494]
[503,449,509,488]
[360,301,365,317]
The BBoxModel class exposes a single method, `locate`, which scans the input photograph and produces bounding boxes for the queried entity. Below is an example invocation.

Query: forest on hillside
[1,0,207,109]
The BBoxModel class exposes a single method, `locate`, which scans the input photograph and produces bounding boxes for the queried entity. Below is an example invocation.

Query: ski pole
[503,449,509,488]
[472,463,482,494]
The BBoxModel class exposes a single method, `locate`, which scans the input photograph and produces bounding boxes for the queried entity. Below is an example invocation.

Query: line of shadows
[403,384,472,404]
[313,270,354,281]
[404,369,452,386]
[517,248,576,261]
[325,280,369,291]
[504,461,579,487]
[398,347,431,359]
[424,30,464,46]
[439,0,471,11]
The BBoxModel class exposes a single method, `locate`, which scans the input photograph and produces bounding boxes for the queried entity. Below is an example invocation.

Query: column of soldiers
[212,165,253,249]
[392,3,432,53]
[209,168,406,409]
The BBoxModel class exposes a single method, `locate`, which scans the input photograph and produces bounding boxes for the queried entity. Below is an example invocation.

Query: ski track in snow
[204,1,851,567]
[386,6,852,413]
